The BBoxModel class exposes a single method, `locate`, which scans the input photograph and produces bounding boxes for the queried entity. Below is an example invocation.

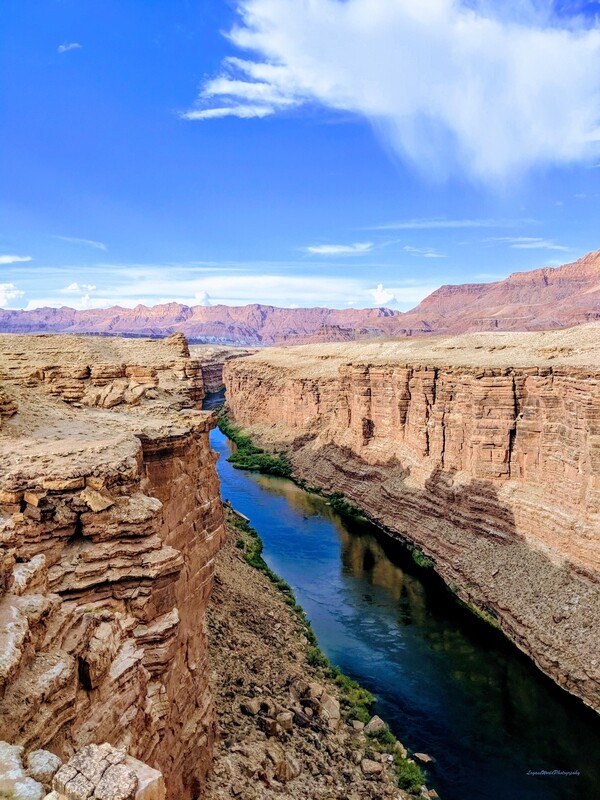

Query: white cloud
[367,280,439,307]
[0,283,25,307]
[181,105,276,120]
[21,263,439,311]
[489,236,569,251]
[306,242,373,256]
[57,42,82,54]
[404,245,446,258]
[370,283,397,306]
[194,290,212,305]
[368,218,520,231]
[60,282,97,293]
[184,0,600,181]
[0,254,32,264]
[54,235,106,251]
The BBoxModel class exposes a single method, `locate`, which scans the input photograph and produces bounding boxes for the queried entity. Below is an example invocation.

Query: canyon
[2,319,600,798]
[1,249,599,344]
[223,323,600,713]
[0,333,226,799]
[0,332,436,800]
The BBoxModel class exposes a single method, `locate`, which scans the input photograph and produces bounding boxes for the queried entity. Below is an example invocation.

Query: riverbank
[218,410,455,596]
[205,508,436,800]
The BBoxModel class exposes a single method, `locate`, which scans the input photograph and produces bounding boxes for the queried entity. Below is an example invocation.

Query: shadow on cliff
[423,465,518,546]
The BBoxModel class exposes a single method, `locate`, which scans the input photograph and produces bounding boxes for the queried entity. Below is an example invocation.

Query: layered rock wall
[0,334,225,799]
[223,331,600,711]
[189,346,258,393]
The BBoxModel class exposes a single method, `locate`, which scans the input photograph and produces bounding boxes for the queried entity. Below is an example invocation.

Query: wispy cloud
[306,242,373,256]
[54,235,107,251]
[404,245,446,259]
[0,283,24,307]
[182,105,276,120]
[368,218,521,231]
[489,236,569,251]
[60,282,97,293]
[183,0,600,181]
[57,42,82,54]
[0,254,32,264]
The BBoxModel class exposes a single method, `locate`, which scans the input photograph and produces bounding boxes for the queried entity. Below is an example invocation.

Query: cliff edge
[0,333,225,799]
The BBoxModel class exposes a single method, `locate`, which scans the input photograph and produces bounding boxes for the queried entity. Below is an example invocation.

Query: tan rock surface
[0,334,226,800]
[223,324,600,711]
[50,742,165,800]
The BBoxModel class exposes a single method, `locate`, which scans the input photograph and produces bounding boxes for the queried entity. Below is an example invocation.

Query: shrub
[218,411,292,477]
[410,547,434,569]
[306,646,330,669]
[367,727,397,749]
[395,756,425,792]
[328,491,364,518]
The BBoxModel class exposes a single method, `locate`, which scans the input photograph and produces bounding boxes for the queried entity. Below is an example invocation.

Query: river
[209,420,600,800]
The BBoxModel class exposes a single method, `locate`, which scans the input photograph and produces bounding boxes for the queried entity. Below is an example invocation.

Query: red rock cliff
[223,326,600,712]
[0,334,225,799]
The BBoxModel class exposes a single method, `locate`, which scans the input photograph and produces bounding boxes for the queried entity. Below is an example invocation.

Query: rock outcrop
[223,324,600,712]
[0,334,225,799]
[0,739,165,800]
[1,249,600,343]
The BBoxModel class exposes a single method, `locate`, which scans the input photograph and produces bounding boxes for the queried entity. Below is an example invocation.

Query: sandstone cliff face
[0,334,225,799]
[223,326,600,712]
[189,346,258,393]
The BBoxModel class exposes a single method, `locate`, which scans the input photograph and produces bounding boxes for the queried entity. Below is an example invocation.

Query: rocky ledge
[0,334,226,799]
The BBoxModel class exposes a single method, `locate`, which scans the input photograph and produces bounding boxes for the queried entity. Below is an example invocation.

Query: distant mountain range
[2,249,599,345]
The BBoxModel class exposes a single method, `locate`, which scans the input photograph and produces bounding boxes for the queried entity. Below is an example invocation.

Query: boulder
[26,750,63,790]
[364,715,387,735]
[414,752,433,764]
[240,698,261,716]
[276,711,294,732]
[318,692,341,731]
[360,759,383,777]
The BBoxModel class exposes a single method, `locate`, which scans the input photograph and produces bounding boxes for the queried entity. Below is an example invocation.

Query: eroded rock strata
[0,334,225,799]
[189,345,258,393]
[223,325,600,712]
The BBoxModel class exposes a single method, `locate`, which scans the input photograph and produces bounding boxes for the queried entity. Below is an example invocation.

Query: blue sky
[1,0,600,311]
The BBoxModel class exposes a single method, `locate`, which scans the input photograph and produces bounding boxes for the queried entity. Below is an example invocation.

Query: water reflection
[212,427,600,800]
